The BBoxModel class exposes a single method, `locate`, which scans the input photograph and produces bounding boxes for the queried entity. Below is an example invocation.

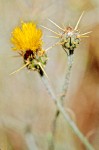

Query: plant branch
[49,54,74,150]
[61,54,74,104]
[41,75,95,150]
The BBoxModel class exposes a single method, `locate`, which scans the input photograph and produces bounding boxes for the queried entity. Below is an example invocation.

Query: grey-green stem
[49,54,74,150]
[41,75,95,150]
[60,54,74,104]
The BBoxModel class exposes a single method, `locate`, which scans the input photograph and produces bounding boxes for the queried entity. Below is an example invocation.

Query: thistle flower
[11,21,48,76]
[41,12,92,55]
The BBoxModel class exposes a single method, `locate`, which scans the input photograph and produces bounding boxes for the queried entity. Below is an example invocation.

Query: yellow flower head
[11,21,48,76]
[11,22,43,52]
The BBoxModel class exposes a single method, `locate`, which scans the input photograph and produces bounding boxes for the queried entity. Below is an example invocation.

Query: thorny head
[41,12,92,56]
[11,21,48,76]
[61,26,80,55]
[23,49,47,76]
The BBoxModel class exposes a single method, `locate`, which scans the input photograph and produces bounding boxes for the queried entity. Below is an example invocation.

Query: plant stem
[25,132,38,150]
[60,54,74,104]
[41,75,95,150]
[49,54,74,150]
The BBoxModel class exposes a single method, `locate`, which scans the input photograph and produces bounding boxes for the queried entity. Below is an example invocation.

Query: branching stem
[41,60,95,150]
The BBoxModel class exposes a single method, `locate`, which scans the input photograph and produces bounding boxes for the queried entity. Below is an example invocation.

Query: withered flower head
[11,21,48,76]
[41,12,92,56]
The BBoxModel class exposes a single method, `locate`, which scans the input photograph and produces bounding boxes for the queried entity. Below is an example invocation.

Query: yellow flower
[11,22,43,52]
[10,21,48,76]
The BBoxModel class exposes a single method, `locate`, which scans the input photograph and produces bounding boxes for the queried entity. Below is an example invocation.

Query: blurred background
[0,0,99,149]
